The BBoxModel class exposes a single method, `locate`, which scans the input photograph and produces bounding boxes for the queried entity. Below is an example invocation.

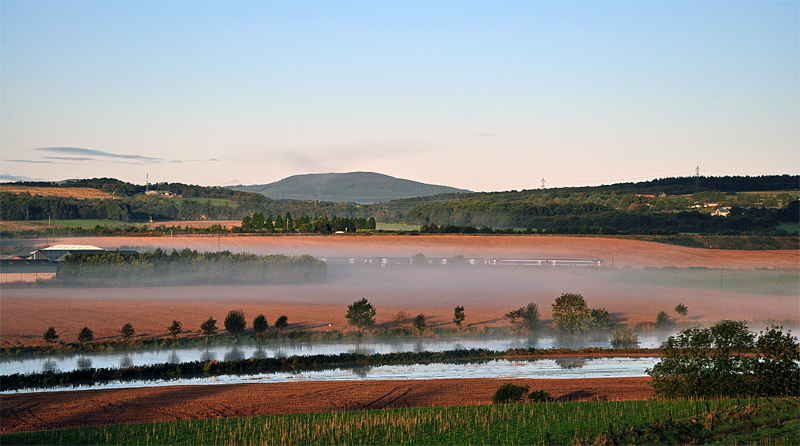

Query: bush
[274,315,288,330]
[78,327,94,344]
[43,327,59,343]
[346,298,376,331]
[654,311,674,329]
[120,323,135,339]
[552,293,593,334]
[253,314,269,334]
[611,326,639,347]
[201,317,218,337]
[528,390,553,403]
[224,310,246,337]
[168,320,182,339]
[492,383,530,404]
[413,314,426,333]
[647,320,799,398]
[505,303,541,333]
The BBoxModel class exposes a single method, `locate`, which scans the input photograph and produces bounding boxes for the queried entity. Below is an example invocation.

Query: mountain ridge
[228,172,471,204]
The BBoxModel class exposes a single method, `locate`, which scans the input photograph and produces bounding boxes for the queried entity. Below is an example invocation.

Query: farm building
[27,244,106,262]
[0,259,58,283]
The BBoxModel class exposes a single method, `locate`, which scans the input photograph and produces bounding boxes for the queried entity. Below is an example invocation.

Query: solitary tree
[120,323,135,339]
[167,320,182,339]
[551,293,593,334]
[453,306,466,329]
[224,310,247,337]
[274,315,289,330]
[413,314,426,333]
[201,317,218,337]
[655,311,674,329]
[345,298,376,331]
[505,303,541,333]
[253,314,269,334]
[78,326,94,344]
[675,303,688,317]
[43,326,59,343]
[391,310,409,329]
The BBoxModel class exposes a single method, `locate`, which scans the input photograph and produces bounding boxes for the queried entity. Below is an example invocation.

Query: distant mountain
[228,172,471,204]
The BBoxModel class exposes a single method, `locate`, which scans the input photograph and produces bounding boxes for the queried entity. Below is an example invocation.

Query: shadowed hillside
[228,172,470,204]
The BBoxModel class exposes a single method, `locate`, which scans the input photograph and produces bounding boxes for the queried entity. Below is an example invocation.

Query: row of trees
[241,213,376,233]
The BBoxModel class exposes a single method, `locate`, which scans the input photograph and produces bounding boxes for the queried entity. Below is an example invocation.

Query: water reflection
[199,348,215,362]
[555,357,586,369]
[224,346,245,362]
[351,365,372,378]
[42,359,57,373]
[1,333,670,377]
[76,357,92,370]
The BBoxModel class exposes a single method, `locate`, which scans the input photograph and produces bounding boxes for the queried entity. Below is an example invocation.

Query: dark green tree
[492,383,530,404]
[368,216,376,229]
[753,325,800,396]
[274,215,284,230]
[453,306,466,329]
[285,212,293,230]
[241,215,252,230]
[224,310,246,337]
[264,215,274,231]
[505,303,541,333]
[346,298,376,331]
[274,315,289,330]
[168,320,182,339]
[253,314,269,334]
[647,320,758,398]
[413,314,426,333]
[252,213,265,229]
[201,317,218,337]
[120,323,135,339]
[78,326,94,344]
[589,308,612,330]
[655,311,674,329]
[551,294,593,334]
[43,326,59,343]
[675,303,688,316]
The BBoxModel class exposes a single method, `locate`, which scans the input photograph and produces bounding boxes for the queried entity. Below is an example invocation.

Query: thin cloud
[43,156,95,162]
[35,147,164,163]
[5,159,57,164]
[474,133,498,137]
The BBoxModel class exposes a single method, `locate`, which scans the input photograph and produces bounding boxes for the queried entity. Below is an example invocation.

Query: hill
[228,172,470,204]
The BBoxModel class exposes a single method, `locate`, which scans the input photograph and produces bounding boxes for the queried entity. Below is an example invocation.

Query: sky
[1,1,798,192]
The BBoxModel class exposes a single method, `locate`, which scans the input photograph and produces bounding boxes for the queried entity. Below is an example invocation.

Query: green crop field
[40,219,137,228]
[376,223,421,231]
[4,398,797,445]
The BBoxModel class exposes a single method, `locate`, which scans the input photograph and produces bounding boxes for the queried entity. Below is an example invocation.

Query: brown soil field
[1,235,797,347]
[0,185,115,200]
[0,376,653,434]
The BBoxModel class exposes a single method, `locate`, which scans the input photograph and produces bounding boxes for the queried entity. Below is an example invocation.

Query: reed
[3,398,797,445]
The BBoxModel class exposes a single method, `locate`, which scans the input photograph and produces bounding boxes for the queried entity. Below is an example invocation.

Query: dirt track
[0,377,654,434]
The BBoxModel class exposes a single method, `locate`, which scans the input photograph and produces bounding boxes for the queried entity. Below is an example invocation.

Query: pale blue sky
[1,1,798,192]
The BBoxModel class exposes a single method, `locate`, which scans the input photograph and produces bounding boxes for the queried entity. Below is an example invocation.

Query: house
[0,259,58,283]
[713,207,732,217]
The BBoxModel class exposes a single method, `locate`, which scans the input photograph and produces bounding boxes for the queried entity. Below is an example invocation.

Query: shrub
[492,383,530,404]
[201,317,218,337]
[391,310,409,329]
[274,315,288,330]
[168,320,182,339]
[528,390,554,402]
[413,314,426,333]
[611,326,639,347]
[120,323,135,339]
[552,294,593,334]
[505,303,541,333]
[224,310,246,337]
[253,314,269,334]
[43,327,59,343]
[78,327,94,344]
[453,306,465,329]
[654,311,674,329]
[345,298,376,331]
